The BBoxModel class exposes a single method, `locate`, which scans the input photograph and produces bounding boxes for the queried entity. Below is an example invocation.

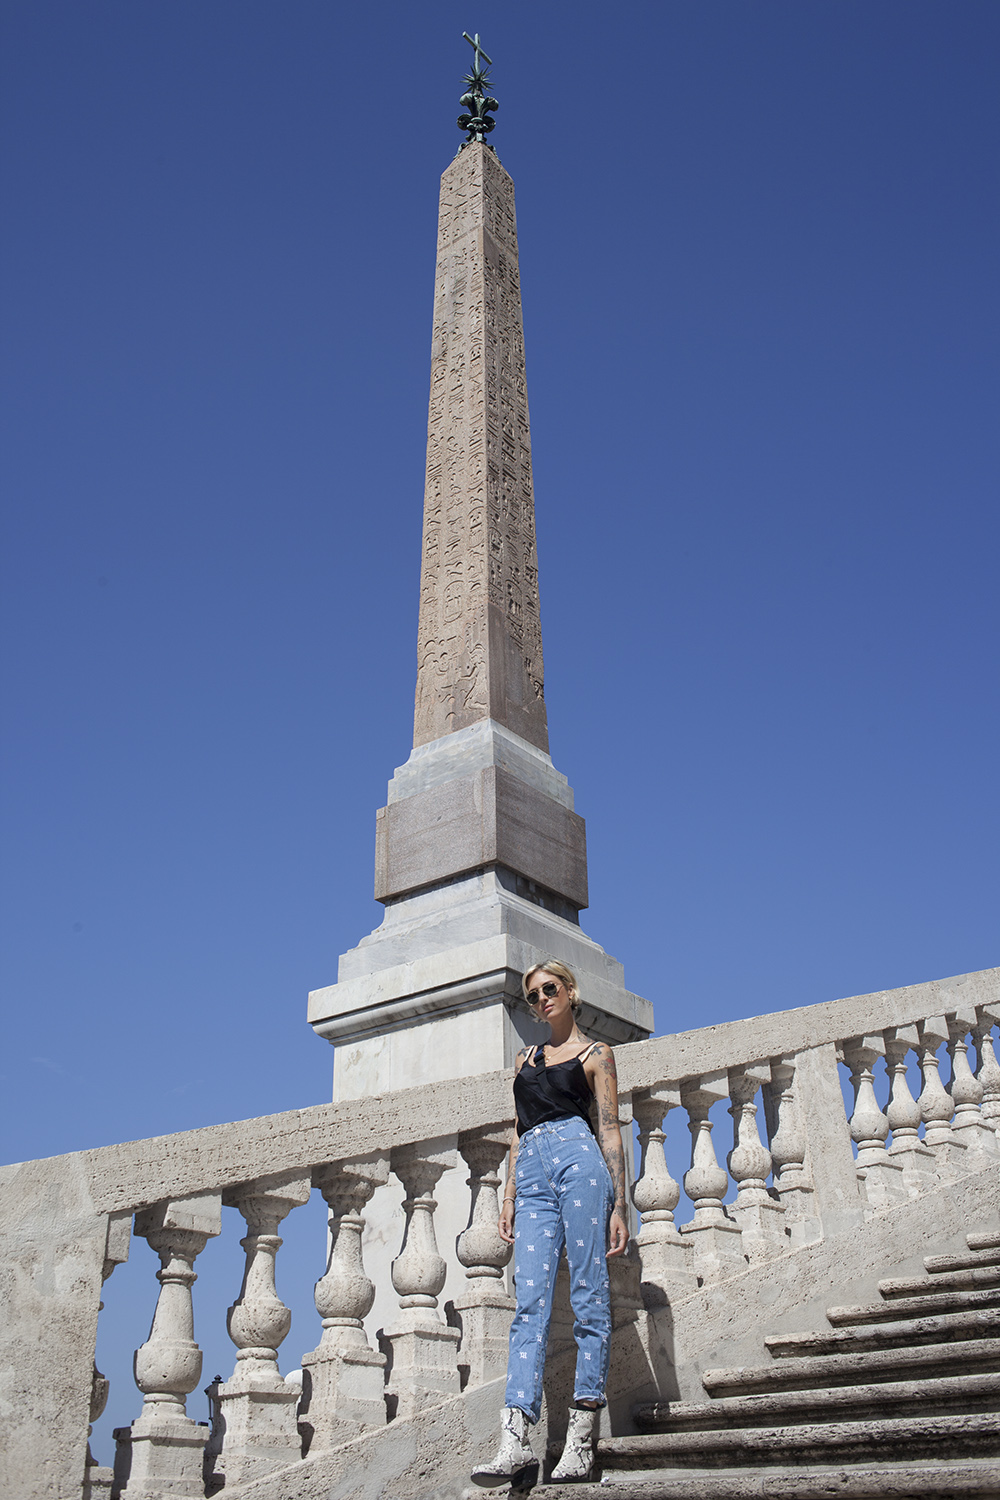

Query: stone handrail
[63,964,998,1217]
[2,965,997,1500]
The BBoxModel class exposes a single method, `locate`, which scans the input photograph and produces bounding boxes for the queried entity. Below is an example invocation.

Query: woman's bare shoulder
[513,1044,535,1076]
[582,1042,617,1075]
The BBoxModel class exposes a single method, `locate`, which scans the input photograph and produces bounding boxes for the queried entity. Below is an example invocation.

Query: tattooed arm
[586,1043,630,1257]
[498,1046,531,1245]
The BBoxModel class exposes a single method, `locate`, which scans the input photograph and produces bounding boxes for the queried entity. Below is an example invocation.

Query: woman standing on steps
[472,959,629,1489]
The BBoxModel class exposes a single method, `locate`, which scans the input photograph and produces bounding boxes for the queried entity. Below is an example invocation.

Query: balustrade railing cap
[843,1035,888,1058]
[313,1152,390,1185]
[135,1192,222,1238]
[728,1060,771,1085]
[680,1071,729,1105]
[634,1084,682,1111]
[918,1015,950,1045]
[221,1170,312,1208]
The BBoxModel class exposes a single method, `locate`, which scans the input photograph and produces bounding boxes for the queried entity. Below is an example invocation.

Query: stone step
[968,1231,1000,1254]
[594,1412,1000,1471]
[632,1370,1000,1431]
[764,1308,1000,1359]
[827,1286,1000,1326]
[879,1265,1000,1298]
[926,1248,1000,1275]
[531,1457,1000,1499]
[701,1335,1000,1395]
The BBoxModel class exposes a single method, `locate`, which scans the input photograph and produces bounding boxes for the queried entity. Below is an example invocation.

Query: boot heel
[510,1459,539,1493]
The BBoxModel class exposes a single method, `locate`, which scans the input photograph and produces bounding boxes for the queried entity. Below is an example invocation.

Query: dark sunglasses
[526,980,561,1005]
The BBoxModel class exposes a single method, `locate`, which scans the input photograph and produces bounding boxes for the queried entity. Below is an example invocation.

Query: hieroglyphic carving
[414,144,547,750]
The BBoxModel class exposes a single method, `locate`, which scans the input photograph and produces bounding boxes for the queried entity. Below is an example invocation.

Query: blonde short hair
[522,959,581,1015]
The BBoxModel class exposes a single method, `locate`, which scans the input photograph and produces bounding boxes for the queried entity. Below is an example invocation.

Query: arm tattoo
[589,1045,628,1214]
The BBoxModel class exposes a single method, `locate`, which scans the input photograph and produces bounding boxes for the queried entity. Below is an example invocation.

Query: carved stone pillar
[726,1064,786,1260]
[883,1026,937,1194]
[761,1057,820,1246]
[918,1015,968,1180]
[381,1142,461,1420]
[450,1128,514,1387]
[631,1087,697,1303]
[209,1172,312,1488]
[607,1090,645,1329]
[679,1075,745,1282]
[973,1007,1000,1139]
[947,1010,998,1157]
[113,1193,221,1499]
[842,1037,906,1208]
[299,1153,389,1452]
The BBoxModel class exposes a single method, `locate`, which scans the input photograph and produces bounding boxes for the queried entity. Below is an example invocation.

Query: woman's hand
[606,1208,629,1258]
[498,1198,515,1244]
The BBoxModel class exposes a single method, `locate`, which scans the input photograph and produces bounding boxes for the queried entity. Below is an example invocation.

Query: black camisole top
[513,1045,597,1136]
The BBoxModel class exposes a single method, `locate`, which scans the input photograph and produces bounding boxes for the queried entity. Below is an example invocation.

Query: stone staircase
[532,1231,1000,1499]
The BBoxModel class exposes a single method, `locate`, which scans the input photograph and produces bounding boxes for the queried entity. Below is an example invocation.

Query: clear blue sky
[3,0,997,1459]
[3,1,997,1165]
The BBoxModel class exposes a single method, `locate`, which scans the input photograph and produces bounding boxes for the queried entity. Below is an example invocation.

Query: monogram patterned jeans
[504,1117,614,1423]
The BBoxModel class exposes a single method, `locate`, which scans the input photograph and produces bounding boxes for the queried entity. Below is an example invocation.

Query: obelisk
[309,41,652,1100]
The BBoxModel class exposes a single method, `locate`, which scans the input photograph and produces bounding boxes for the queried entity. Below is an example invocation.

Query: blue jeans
[504,1118,614,1423]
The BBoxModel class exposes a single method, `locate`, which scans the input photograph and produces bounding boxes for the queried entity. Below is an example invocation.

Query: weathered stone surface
[374,763,588,906]
[602,1413,1000,1465]
[666,1156,999,1403]
[634,1371,1000,1429]
[414,143,546,753]
[702,1337,1000,1396]
[542,1464,1000,1499]
[388,719,572,808]
[221,1375,508,1500]
[614,967,1000,1098]
[4,967,999,1499]
[0,1153,105,1500]
[827,1286,1000,1325]
[763,1307,1000,1358]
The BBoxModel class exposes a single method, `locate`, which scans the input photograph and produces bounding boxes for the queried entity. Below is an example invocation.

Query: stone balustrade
[2,966,997,1500]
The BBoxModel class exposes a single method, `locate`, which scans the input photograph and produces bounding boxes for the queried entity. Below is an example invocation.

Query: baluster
[727,1063,786,1260]
[680,1075,745,1282]
[973,1006,1000,1139]
[762,1057,819,1246]
[83,1212,131,1499]
[113,1193,221,1499]
[381,1142,461,1421]
[917,1015,968,1181]
[608,1089,645,1329]
[631,1087,697,1303]
[206,1172,312,1488]
[883,1026,937,1195]
[841,1037,906,1208]
[947,1010,998,1157]
[300,1153,389,1452]
[450,1127,514,1387]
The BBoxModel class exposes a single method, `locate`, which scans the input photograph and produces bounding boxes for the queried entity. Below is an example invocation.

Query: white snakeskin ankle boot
[471,1406,537,1488]
[549,1404,597,1483]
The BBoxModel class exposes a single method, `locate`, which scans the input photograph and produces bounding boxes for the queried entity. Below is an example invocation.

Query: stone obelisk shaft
[414,142,547,753]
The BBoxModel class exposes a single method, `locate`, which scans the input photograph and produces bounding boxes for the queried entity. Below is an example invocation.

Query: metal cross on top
[462,31,492,74]
[457,31,498,144]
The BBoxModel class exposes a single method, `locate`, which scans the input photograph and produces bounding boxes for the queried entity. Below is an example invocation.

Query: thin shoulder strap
[526,1044,539,1065]
[577,1042,601,1064]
